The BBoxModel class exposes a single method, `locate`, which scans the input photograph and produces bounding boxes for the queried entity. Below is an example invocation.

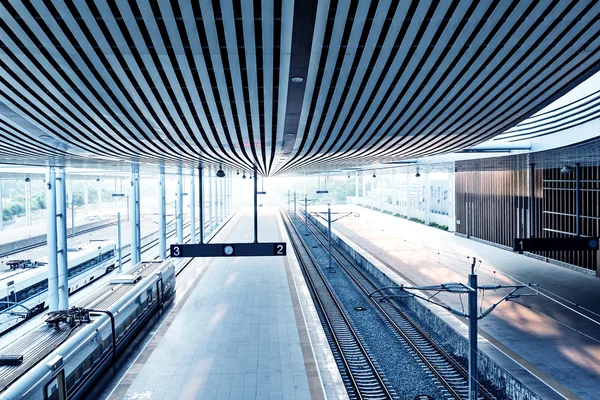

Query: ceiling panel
[1,0,600,175]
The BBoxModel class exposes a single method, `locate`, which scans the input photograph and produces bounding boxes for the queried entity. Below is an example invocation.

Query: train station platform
[104,208,345,400]
[316,205,600,400]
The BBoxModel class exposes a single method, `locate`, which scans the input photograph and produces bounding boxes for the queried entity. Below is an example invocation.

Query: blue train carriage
[0,240,117,334]
[0,260,175,400]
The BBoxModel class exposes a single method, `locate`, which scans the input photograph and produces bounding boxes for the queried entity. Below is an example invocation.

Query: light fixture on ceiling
[236,170,240,175]
[25,177,31,183]
[372,171,376,178]
[216,169,226,178]
[96,178,101,182]
[560,166,573,174]
[242,172,247,179]
[291,77,304,83]
[348,174,350,178]
[415,167,421,178]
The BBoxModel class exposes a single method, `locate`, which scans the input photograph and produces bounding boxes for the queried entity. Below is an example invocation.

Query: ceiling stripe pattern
[1,0,600,175]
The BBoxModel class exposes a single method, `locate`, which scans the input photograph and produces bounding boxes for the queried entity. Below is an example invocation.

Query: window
[45,370,66,400]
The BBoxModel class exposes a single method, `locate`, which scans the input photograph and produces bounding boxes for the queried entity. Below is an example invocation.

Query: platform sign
[257,191,267,194]
[513,237,599,253]
[170,242,286,258]
[316,190,329,194]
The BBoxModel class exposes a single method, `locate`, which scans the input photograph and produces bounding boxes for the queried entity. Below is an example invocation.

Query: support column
[406,168,411,219]
[68,181,74,238]
[208,167,214,232]
[575,163,581,236]
[425,165,431,224]
[190,168,196,244]
[46,167,59,311]
[355,173,359,198]
[392,169,397,215]
[370,173,375,208]
[379,171,384,211]
[130,164,141,264]
[362,172,366,201]
[253,166,258,243]
[215,171,220,224]
[158,165,167,260]
[56,168,68,310]
[198,166,204,243]
[25,178,32,226]
[176,166,184,244]
[529,163,535,238]
[468,270,479,399]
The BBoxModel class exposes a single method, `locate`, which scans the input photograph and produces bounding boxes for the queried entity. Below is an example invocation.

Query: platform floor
[318,205,600,400]
[106,209,345,400]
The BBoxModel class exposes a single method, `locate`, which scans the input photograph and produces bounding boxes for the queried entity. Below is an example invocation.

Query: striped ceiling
[1,1,600,176]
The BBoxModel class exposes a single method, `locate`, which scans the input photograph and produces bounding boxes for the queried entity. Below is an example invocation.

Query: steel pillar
[158,165,167,259]
[208,167,214,232]
[529,163,535,238]
[190,168,196,244]
[406,168,411,219]
[117,212,123,273]
[425,165,431,224]
[130,165,141,264]
[355,173,359,198]
[176,166,184,244]
[392,169,397,214]
[576,163,581,236]
[304,195,309,236]
[468,271,478,400]
[69,182,75,238]
[253,166,258,243]
[198,166,204,243]
[56,168,68,310]
[328,204,332,268]
[293,191,297,219]
[25,179,32,226]
[379,171,384,210]
[362,171,366,200]
[46,167,59,311]
[370,174,374,208]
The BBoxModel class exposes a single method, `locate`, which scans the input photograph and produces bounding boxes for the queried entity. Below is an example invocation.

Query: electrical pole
[468,258,478,399]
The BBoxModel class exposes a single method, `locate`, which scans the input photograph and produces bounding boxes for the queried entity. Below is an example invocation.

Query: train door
[44,370,67,400]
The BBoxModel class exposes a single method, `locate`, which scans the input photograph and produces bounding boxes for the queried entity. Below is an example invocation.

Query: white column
[370,173,374,208]
[379,171,384,210]
[355,173,359,198]
[176,166,184,244]
[362,172,366,201]
[56,168,68,310]
[130,164,141,265]
[46,167,58,311]
[406,168,411,219]
[190,168,196,244]
[158,165,167,259]
[425,165,431,224]
[25,179,32,226]
[0,181,3,231]
[208,167,214,231]
[392,169,397,215]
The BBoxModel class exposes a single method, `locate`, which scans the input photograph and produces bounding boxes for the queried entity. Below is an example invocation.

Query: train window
[45,370,66,400]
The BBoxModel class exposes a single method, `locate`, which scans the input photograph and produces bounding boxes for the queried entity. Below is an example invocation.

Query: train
[0,259,176,400]
[0,240,117,334]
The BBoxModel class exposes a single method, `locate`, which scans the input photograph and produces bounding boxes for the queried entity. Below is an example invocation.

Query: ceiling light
[372,172,376,178]
[291,77,304,83]
[25,177,31,183]
[216,169,226,178]
[242,173,247,179]
[236,170,240,175]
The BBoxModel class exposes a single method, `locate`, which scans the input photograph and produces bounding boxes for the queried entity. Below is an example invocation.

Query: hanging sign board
[170,242,286,258]
[513,237,599,253]
[257,191,267,194]
[316,190,329,194]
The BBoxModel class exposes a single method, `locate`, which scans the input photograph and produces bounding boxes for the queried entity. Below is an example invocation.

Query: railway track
[297,210,496,400]
[280,210,395,400]
[0,219,118,258]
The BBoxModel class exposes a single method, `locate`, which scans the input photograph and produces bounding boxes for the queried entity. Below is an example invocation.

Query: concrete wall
[307,213,542,400]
